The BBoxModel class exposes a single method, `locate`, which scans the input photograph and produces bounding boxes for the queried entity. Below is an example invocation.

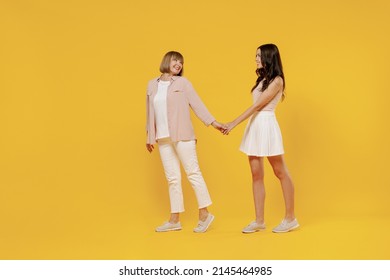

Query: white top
[253,80,283,111]
[153,80,171,139]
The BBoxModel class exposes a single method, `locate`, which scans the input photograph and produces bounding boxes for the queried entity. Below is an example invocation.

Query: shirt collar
[157,75,180,82]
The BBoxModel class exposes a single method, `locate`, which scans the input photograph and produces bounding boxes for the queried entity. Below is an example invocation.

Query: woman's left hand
[223,122,236,135]
[211,121,227,133]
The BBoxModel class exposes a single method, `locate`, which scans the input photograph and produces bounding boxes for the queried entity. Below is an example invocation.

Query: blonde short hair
[159,51,184,76]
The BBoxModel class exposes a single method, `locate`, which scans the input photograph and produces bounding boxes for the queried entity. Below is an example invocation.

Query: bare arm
[224,77,283,134]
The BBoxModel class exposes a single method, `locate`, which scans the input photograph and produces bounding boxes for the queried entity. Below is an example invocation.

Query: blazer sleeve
[184,79,215,126]
[145,83,150,135]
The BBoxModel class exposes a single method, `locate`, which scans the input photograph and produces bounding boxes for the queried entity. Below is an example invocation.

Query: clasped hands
[211,121,235,135]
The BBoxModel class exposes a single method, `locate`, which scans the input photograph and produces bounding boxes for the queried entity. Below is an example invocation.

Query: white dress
[239,81,284,157]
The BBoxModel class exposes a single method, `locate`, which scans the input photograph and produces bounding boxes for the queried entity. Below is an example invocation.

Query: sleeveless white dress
[239,81,284,157]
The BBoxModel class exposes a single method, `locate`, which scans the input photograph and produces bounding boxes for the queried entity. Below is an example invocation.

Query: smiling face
[169,57,183,76]
[159,51,184,76]
[255,48,263,68]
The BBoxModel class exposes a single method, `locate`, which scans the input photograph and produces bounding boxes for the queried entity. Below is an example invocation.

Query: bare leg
[267,155,295,221]
[199,207,209,221]
[169,213,180,223]
[249,156,265,224]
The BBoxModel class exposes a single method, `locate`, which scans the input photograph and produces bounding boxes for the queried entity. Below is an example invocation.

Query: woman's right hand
[223,121,237,135]
[146,144,154,153]
[211,121,227,133]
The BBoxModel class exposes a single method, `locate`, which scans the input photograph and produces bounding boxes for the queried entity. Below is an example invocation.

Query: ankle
[255,219,265,225]
[169,213,180,223]
[284,215,295,222]
[199,208,209,221]
[199,213,209,221]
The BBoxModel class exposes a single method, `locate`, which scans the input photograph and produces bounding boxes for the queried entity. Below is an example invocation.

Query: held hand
[211,121,228,133]
[223,122,236,135]
[146,143,154,153]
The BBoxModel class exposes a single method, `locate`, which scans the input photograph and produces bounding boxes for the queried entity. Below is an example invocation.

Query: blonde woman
[146,51,225,233]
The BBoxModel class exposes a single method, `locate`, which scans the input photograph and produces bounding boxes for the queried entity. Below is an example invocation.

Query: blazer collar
[157,75,180,82]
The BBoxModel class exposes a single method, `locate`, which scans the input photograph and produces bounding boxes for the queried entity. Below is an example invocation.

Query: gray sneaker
[242,221,266,233]
[272,218,299,233]
[155,221,182,232]
[193,213,215,233]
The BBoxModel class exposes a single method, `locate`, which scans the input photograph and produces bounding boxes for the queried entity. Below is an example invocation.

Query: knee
[166,174,181,185]
[251,171,264,182]
[273,167,287,180]
[184,163,201,178]
[186,169,202,180]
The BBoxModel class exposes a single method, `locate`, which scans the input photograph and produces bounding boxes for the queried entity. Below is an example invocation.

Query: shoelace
[275,220,288,228]
[195,222,204,228]
[279,219,296,228]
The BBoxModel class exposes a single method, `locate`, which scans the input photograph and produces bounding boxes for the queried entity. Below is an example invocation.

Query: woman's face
[255,49,262,68]
[169,57,183,75]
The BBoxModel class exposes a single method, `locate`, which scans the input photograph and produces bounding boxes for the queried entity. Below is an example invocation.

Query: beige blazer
[146,76,215,144]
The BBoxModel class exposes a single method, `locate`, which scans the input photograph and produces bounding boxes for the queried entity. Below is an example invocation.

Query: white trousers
[158,138,212,213]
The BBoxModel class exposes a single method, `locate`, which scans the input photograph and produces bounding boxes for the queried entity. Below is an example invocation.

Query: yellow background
[1,0,389,259]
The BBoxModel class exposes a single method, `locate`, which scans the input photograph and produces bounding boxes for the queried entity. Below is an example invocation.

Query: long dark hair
[251,44,285,101]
